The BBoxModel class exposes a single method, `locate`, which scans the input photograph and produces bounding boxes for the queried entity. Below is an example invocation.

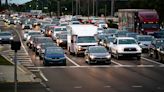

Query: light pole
[93,0,95,16]
[57,0,60,17]
[72,0,74,15]
[76,0,78,15]
[111,0,115,16]
[96,0,98,16]
[88,0,90,16]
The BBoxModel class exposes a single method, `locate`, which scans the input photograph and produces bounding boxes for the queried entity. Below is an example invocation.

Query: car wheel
[148,50,152,57]
[153,51,157,59]
[116,52,120,60]
[137,56,141,60]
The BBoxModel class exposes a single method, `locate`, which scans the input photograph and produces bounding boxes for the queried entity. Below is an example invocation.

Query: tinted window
[119,39,137,44]
[89,47,107,53]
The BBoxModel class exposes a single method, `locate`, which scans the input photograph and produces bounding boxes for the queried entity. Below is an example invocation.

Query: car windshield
[38,38,53,43]
[156,40,164,48]
[142,23,160,29]
[46,48,64,54]
[41,43,56,49]
[138,36,153,41]
[105,29,117,34]
[89,47,107,53]
[54,28,66,32]
[119,39,137,44]
[60,35,67,39]
[0,32,12,36]
[106,37,115,43]
[29,32,41,35]
[78,36,96,43]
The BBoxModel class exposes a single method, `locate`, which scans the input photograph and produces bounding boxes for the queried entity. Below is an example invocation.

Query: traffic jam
[0,9,164,68]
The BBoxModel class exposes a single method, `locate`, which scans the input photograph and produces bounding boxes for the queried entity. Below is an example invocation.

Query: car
[126,32,139,38]
[22,24,32,30]
[157,45,164,62]
[56,32,67,48]
[84,46,111,64]
[95,20,108,28]
[110,37,142,60]
[0,31,13,44]
[116,30,130,37]
[32,37,54,55]
[151,31,164,38]
[103,36,116,50]
[43,47,66,66]
[51,26,67,41]
[38,43,57,59]
[104,28,118,36]
[23,29,32,41]
[26,31,43,42]
[148,38,164,59]
[136,35,154,52]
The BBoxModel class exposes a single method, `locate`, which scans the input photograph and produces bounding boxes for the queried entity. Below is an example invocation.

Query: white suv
[111,37,142,60]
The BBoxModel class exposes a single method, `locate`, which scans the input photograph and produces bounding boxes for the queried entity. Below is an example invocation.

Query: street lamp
[111,0,115,16]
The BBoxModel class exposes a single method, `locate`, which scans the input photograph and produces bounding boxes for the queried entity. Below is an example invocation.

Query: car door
[111,39,117,54]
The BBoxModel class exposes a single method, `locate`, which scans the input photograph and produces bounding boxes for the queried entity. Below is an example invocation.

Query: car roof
[116,37,135,40]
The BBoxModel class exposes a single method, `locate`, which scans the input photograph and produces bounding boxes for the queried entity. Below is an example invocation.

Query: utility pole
[96,0,98,16]
[76,0,78,15]
[87,0,90,16]
[78,0,80,15]
[57,0,60,17]
[111,0,115,16]
[72,0,74,15]
[93,0,95,16]
[5,0,8,9]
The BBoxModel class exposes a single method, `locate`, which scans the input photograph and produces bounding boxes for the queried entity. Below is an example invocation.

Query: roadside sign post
[11,41,21,92]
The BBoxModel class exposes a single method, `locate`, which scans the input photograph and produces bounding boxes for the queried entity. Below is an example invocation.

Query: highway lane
[2,22,164,92]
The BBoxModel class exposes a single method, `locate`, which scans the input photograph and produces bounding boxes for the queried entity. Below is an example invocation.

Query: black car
[148,38,164,59]
[56,33,67,48]
[32,37,54,55]
[151,31,164,38]
[38,43,57,59]
[84,46,111,64]
[0,31,13,44]
[157,45,164,62]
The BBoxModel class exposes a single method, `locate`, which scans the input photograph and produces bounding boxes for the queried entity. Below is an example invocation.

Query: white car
[110,37,142,60]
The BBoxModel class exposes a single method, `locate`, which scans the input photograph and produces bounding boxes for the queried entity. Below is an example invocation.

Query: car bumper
[90,58,111,63]
[118,52,141,57]
[44,57,66,64]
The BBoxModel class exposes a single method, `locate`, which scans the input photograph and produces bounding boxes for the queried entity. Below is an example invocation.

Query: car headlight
[0,38,2,40]
[137,47,142,52]
[10,37,13,40]
[37,44,41,49]
[41,49,45,53]
[117,47,124,52]
[90,55,95,59]
[106,55,111,59]
[59,39,63,43]
[78,46,82,51]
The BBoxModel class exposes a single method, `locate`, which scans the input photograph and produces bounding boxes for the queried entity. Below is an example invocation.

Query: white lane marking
[104,85,111,88]
[39,71,48,82]
[14,28,33,64]
[137,65,155,67]
[74,86,82,89]
[34,64,159,69]
[111,60,123,66]
[141,57,164,65]
[65,55,80,67]
[131,85,143,88]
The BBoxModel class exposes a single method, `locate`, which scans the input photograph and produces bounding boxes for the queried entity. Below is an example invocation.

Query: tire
[137,56,141,60]
[148,50,152,57]
[116,52,120,60]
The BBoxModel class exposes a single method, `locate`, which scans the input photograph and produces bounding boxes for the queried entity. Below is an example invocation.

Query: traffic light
[11,41,21,51]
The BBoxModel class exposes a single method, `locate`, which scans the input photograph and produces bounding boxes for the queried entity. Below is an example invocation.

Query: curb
[0,54,41,83]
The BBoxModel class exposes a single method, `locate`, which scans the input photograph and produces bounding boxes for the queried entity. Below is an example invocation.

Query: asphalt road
[1,21,164,92]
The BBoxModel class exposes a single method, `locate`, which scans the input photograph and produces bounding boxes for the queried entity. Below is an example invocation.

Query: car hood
[138,41,151,45]
[117,44,140,48]
[0,36,12,38]
[45,54,65,58]
[91,53,110,57]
